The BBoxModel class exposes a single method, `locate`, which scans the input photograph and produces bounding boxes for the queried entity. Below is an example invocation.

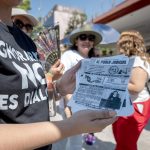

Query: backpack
[146,79,150,94]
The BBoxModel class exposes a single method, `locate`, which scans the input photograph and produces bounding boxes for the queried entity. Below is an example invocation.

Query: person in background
[11,7,38,36]
[52,24,103,150]
[0,0,117,150]
[113,30,150,150]
[93,47,101,57]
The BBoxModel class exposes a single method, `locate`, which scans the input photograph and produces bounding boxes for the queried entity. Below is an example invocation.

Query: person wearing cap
[11,8,38,35]
[0,1,117,150]
[52,24,102,150]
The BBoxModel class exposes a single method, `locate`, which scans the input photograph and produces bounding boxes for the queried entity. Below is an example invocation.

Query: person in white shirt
[113,30,150,150]
[52,24,103,150]
[0,1,117,149]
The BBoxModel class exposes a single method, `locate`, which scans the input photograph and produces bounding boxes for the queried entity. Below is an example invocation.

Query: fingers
[70,61,81,73]
[93,117,117,131]
[52,59,61,67]
[90,110,117,132]
[90,110,116,120]
[51,59,64,74]
[57,63,64,73]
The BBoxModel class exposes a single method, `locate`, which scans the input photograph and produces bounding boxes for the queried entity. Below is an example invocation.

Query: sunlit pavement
[50,101,150,150]
[82,120,150,150]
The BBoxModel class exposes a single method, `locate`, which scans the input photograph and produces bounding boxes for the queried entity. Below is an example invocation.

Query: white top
[61,50,84,72]
[59,50,84,109]
[131,56,150,103]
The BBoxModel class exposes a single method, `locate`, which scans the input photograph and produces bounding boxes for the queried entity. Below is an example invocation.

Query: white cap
[12,8,39,26]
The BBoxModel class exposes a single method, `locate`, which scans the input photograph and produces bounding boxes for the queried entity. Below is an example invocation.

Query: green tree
[65,11,87,35]
[30,23,45,40]
[17,0,31,11]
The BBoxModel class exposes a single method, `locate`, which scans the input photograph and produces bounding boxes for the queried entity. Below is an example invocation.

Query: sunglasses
[14,19,33,32]
[78,34,96,42]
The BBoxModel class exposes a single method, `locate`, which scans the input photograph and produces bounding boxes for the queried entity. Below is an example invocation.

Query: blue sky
[29,0,124,20]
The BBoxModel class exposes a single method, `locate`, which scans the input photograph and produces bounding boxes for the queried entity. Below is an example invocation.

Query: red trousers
[113,99,150,150]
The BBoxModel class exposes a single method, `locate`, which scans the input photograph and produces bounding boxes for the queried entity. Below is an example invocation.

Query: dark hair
[108,91,120,99]
[69,44,96,58]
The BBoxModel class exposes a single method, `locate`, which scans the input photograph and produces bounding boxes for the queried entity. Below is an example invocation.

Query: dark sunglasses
[77,34,96,42]
[14,19,33,32]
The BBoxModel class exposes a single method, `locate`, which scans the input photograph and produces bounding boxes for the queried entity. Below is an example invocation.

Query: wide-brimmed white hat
[11,8,39,26]
[70,24,102,45]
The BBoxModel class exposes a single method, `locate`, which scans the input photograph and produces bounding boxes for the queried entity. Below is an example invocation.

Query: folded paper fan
[34,25,61,72]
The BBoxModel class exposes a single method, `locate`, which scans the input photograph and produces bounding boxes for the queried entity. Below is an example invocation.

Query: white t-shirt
[61,50,84,72]
[131,56,150,103]
[59,50,84,108]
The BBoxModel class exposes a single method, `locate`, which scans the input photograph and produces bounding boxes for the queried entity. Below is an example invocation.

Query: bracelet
[46,72,54,78]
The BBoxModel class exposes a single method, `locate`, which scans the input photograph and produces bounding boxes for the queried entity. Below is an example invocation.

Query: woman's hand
[56,61,81,96]
[50,59,64,81]
[58,109,117,138]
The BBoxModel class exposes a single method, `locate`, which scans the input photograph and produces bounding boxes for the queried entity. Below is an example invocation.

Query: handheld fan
[34,25,61,72]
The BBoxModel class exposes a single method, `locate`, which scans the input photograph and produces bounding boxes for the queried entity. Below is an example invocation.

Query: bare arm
[56,62,81,96]
[64,94,73,118]
[0,110,116,150]
[0,61,117,149]
[128,67,148,94]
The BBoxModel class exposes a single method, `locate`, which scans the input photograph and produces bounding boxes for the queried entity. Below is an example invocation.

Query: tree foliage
[65,11,87,36]
[17,0,31,11]
[30,23,45,40]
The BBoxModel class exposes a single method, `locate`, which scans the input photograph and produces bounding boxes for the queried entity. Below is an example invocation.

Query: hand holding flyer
[68,55,135,116]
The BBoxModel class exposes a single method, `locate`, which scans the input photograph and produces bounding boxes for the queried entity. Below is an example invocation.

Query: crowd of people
[0,0,150,150]
[0,0,116,150]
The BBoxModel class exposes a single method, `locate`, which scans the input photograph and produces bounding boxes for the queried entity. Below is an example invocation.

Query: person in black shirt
[0,0,117,149]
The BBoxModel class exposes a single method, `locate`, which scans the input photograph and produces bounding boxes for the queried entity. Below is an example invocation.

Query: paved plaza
[51,101,150,150]
[83,120,150,150]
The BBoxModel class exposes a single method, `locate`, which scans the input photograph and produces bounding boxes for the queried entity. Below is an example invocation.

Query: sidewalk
[50,101,150,150]
[83,120,150,150]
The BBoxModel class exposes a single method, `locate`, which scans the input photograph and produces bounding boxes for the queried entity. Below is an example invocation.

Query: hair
[70,33,97,58]
[69,44,96,58]
[108,91,120,99]
[117,30,150,63]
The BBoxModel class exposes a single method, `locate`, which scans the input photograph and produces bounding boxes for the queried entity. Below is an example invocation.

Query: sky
[29,0,124,21]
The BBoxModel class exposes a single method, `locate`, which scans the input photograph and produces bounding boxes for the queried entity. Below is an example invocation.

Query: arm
[128,67,148,94]
[56,61,81,96]
[0,55,117,149]
[64,94,73,118]
[0,110,116,150]
[45,59,64,91]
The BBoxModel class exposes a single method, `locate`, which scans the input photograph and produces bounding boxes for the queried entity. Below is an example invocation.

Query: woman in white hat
[0,1,116,149]
[52,24,102,150]
[11,8,38,35]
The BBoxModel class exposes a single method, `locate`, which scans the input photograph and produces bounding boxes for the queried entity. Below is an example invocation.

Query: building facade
[43,5,85,40]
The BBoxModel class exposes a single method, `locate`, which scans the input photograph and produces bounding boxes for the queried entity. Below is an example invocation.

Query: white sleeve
[133,56,150,78]
[61,51,73,72]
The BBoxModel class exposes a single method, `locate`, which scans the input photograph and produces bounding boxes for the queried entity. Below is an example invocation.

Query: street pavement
[82,120,150,150]
[50,101,150,150]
